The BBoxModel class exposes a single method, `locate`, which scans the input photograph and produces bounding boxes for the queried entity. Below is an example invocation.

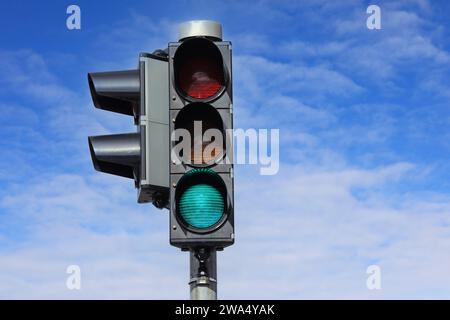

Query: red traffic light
[174,38,226,100]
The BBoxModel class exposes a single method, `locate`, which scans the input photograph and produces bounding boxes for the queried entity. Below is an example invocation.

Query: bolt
[172,183,176,188]
[172,225,177,230]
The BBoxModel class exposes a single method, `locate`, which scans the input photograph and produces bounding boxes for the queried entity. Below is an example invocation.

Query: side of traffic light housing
[169,36,234,250]
[88,52,170,206]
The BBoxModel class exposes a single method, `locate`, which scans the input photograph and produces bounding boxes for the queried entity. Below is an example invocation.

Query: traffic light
[169,21,234,250]
[88,52,170,207]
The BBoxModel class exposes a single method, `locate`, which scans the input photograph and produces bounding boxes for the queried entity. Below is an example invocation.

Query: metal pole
[189,248,217,300]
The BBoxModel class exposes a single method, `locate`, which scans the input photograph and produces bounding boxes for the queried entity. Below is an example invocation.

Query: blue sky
[1,0,450,298]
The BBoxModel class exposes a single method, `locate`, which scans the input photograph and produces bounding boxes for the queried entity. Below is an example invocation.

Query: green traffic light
[179,183,224,229]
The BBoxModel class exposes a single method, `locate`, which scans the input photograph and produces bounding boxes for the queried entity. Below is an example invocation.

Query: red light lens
[178,57,224,99]
[175,38,225,100]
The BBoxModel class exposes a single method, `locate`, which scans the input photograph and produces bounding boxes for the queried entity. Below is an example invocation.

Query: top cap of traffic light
[178,20,222,41]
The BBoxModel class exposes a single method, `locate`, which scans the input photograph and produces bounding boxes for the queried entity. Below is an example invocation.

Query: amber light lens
[190,140,222,164]
[175,38,225,100]
[175,103,225,166]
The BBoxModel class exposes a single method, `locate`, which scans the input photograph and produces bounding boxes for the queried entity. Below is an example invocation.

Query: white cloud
[0,173,188,299]
[235,55,363,99]
[0,50,76,103]
[4,160,450,299]
[223,162,450,299]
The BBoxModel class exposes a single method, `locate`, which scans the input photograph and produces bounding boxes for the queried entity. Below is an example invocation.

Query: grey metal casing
[137,53,170,203]
[168,40,234,250]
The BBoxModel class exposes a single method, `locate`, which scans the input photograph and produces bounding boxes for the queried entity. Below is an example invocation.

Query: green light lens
[179,183,224,229]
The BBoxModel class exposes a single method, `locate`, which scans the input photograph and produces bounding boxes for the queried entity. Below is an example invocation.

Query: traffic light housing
[169,34,234,250]
[88,52,170,207]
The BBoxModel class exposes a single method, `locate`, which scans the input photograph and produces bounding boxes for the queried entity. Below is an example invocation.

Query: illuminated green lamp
[178,168,225,229]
